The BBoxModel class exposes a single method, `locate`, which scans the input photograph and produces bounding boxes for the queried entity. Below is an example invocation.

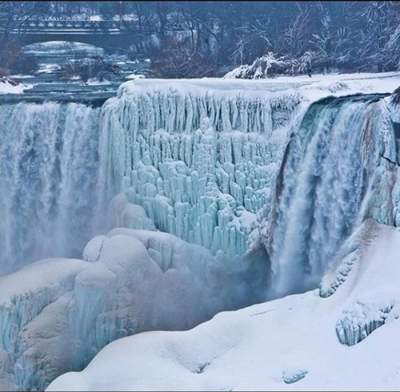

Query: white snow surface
[48,220,400,391]
[118,72,400,101]
[0,81,31,94]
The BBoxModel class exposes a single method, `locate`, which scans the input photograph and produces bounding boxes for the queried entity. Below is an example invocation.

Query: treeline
[1,1,400,78]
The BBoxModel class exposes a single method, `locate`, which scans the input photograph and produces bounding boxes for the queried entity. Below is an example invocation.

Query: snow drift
[48,220,400,391]
[0,220,266,391]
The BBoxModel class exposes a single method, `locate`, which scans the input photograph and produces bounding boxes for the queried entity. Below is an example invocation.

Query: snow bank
[118,72,400,101]
[0,81,31,94]
[0,227,266,391]
[48,220,400,391]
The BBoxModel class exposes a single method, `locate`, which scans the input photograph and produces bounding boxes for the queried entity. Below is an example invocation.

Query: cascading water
[264,94,392,297]
[0,84,302,272]
[0,102,101,272]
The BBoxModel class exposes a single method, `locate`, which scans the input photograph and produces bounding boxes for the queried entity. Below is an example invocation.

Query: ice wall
[97,81,303,256]
[0,102,101,272]
[257,93,399,298]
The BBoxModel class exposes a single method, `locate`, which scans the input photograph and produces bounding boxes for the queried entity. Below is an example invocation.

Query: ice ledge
[117,72,400,102]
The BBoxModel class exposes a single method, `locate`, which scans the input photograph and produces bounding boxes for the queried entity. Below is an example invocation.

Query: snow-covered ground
[119,72,400,100]
[0,81,32,94]
[48,220,400,391]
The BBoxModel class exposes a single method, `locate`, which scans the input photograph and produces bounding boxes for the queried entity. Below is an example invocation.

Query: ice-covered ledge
[117,72,400,101]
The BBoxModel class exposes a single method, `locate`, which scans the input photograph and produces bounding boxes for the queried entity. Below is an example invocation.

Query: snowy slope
[48,220,400,391]
[0,81,31,94]
[0,208,266,391]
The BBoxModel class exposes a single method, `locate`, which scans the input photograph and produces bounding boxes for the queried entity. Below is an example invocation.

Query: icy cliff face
[0,102,101,272]
[97,80,303,257]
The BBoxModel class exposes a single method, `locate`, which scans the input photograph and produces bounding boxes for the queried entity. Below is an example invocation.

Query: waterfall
[0,83,399,391]
[264,94,393,297]
[0,87,300,271]
[0,102,101,272]
[0,86,395,292]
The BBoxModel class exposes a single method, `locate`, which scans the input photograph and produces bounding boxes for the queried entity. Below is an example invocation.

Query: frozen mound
[0,229,266,391]
[48,220,400,391]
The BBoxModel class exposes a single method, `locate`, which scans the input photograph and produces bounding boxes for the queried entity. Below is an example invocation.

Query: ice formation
[0,227,266,390]
[97,80,303,256]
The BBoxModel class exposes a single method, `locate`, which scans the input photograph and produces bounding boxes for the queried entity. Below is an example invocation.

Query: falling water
[0,102,101,272]
[268,95,387,297]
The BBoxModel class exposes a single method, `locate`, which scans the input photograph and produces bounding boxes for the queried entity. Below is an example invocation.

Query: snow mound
[48,220,400,391]
[0,229,265,390]
[0,81,31,94]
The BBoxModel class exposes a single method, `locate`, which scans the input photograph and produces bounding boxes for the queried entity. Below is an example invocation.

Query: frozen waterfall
[0,83,302,272]
[1,76,400,391]
[96,83,302,257]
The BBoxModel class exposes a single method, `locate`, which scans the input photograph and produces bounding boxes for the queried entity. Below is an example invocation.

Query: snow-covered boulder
[0,229,266,391]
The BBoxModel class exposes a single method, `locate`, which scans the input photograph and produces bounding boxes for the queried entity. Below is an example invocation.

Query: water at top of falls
[0,102,101,272]
[268,94,387,298]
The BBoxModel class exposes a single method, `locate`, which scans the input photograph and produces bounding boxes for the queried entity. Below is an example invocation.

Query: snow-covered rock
[48,221,400,391]
[0,229,266,391]
[0,79,31,94]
